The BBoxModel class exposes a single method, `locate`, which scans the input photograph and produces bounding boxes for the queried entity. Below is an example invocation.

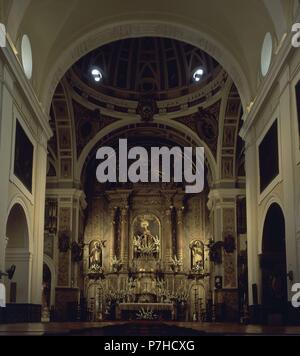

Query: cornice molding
[67,67,227,118]
[45,188,86,208]
[0,37,52,140]
[43,20,251,113]
[240,31,293,140]
[67,74,225,123]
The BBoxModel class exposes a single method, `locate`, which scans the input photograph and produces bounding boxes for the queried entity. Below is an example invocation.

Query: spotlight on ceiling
[91,68,103,83]
[192,67,204,83]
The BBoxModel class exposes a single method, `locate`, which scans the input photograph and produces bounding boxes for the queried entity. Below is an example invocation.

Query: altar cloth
[118,303,174,311]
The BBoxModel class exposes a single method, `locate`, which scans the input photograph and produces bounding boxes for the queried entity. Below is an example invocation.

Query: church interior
[1,0,300,336]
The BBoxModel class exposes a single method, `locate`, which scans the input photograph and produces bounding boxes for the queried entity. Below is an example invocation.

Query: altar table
[116,303,174,321]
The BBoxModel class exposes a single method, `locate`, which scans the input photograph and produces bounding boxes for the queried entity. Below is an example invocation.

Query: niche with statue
[189,240,205,273]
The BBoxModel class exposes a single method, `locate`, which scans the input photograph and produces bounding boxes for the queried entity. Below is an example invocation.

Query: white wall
[0,40,51,305]
[242,39,300,305]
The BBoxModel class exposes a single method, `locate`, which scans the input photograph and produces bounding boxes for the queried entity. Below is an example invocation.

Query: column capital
[175,205,185,213]
[173,191,185,208]
[177,207,184,225]
[120,206,129,225]
[161,190,176,206]
[106,189,131,205]
[108,206,118,213]
[208,188,245,210]
[36,126,49,150]
[108,206,118,224]
[164,207,172,217]
[120,205,129,214]
[45,188,87,209]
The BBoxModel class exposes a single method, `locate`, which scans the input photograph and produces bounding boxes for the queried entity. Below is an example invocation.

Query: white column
[31,133,48,305]
[0,237,8,272]
[0,233,7,274]
[244,132,260,305]
[71,190,87,287]
[279,68,298,298]
[0,70,14,272]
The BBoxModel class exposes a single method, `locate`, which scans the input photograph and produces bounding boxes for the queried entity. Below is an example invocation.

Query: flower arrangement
[191,261,205,274]
[111,256,123,273]
[170,256,182,272]
[88,264,104,279]
[171,289,189,304]
[136,307,158,320]
[156,280,172,302]
[104,288,127,304]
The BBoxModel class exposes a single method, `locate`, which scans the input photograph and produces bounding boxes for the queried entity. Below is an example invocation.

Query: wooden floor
[0,321,300,336]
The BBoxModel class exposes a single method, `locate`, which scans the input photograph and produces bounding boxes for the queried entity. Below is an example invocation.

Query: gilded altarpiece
[81,185,218,322]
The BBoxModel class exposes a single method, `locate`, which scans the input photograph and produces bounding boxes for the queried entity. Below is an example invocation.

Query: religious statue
[89,240,106,272]
[190,240,204,272]
[58,231,70,252]
[133,216,160,257]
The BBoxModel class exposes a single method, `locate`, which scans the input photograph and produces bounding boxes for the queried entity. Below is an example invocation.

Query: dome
[72,37,220,101]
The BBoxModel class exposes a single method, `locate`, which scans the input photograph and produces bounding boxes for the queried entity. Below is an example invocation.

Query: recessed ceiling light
[261,32,273,77]
[193,68,204,82]
[91,68,103,82]
[0,23,6,48]
[21,34,33,79]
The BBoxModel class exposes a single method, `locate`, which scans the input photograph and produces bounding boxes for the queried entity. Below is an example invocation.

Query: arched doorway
[5,203,30,304]
[260,203,287,322]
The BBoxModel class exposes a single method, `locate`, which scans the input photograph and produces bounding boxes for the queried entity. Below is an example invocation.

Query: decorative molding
[42,20,251,113]
[66,67,227,117]
[240,31,293,139]
[0,39,52,140]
